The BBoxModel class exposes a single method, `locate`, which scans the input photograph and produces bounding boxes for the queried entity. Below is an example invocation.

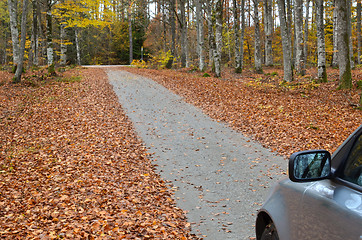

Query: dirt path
[107,69,287,239]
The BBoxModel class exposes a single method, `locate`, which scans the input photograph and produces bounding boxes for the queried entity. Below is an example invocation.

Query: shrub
[131,60,147,68]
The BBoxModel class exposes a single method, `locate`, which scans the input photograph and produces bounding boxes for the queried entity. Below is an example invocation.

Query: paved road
[107,69,287,239]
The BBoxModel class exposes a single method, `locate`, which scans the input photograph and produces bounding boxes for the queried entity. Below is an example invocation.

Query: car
[256,124,362,240]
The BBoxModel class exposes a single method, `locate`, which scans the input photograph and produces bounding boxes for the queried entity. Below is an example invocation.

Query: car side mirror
[289,150,332,182]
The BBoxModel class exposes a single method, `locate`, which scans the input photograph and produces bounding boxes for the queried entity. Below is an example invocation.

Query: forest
[1,0,362,98]
[1,1,362,238]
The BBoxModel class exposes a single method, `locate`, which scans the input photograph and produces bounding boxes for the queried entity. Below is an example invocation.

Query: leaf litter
[122,66,361,156]
[0,68,193,239]
[1,65,361,239]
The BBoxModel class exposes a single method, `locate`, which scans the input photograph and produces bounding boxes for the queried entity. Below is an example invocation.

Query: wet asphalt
[107,69,287,239]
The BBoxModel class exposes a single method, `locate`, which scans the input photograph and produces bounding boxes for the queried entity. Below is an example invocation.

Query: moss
[202,73,211,77]
[48,64,56,76]
[357,80,362,89]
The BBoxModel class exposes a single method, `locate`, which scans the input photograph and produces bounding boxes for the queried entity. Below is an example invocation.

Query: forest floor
[0,68,193,239]
[123,66,362,156]
[0,65,361,239]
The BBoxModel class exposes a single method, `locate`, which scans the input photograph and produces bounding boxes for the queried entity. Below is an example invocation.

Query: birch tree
[277,0,293,82]
[295,0,305,75]
[196,0,205,71]
[316,0,327,82]
[335,0,352,89]
[264,0,273,66]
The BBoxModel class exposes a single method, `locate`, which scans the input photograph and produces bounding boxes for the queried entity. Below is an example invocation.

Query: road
[106,68,287,239]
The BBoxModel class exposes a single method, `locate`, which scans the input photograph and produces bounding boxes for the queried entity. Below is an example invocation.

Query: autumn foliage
[123,66,362,156]
[1,66,361,238]
[0,68,192,239]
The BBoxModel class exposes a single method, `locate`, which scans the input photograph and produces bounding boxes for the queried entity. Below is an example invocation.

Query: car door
[297,133,362,240]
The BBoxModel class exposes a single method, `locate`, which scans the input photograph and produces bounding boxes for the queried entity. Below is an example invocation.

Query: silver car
[256,124,362,240]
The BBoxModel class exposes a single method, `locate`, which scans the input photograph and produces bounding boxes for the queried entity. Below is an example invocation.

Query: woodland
[1,0,362,238]
[0,0,362,97]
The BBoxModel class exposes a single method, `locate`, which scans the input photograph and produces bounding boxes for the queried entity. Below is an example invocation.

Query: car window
[342,134,362,186]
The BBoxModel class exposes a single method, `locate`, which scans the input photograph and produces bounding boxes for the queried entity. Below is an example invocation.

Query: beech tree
[8,0,29,82]
[295,0,305,75]
[253,0,262,73]
[214,0,223,77]
[7,0,20,69]
[206,0,215,67]
[316,0,327,82]
[128,0,133,64]
[167,0,176,68]
[179,0,188,68]
[335,0,352,89]
[196,0,205,71]
[277,0,293,82]
[46,0,54,66]
[357,0,362,65]
[303,0,310,66]
[332,0,338,67]
[233,0,243,73]
[0,1,9,65]
[264,0,273,66]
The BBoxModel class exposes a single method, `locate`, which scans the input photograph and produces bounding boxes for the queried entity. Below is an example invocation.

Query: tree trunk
[295,0,305,75]
[14,0,29,83]
[264,0,273,66]
[75,28,81,65]
[128,0,133,64]
[167,0,176,69]
[304,0,310,66]
[286,0,293,66]
[162,0,167,52]
[336,0,352,89]
[332,0,338,67]
[316,0,327,82]
[240,0,245,71]
[180,0,187,68]
[357,1,361,65]
[196,0,205,71]
[253,0,262,73]
[60,23,67,66]
[347,0,354,68]
[7,0,20,68]
[206,1,215,67]
[277,0,293,82]
[46,0,53,66]
[31,0,39,66]
[214,0,223,77]
[233,0,241,72]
